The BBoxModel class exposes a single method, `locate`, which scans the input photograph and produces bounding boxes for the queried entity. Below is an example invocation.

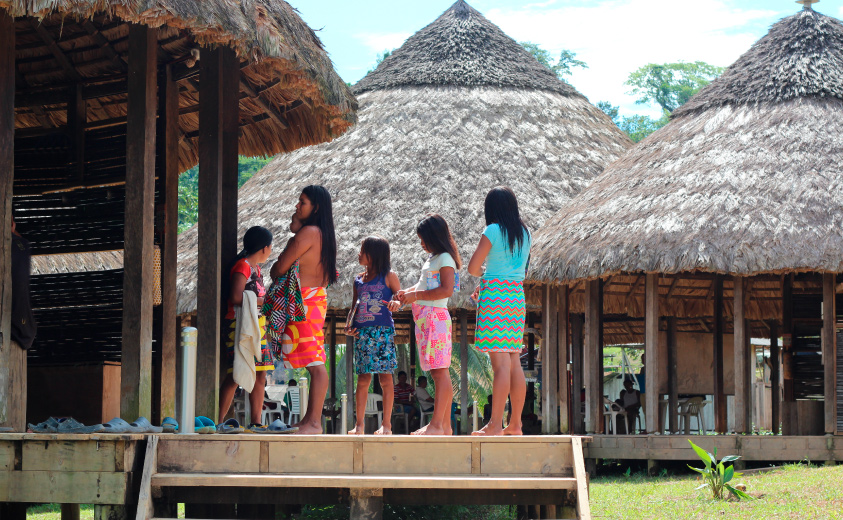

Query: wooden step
[152,472,579,490]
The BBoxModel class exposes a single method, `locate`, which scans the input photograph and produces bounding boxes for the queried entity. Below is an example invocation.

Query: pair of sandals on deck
[28,416,179,434]
[201,417,298,434]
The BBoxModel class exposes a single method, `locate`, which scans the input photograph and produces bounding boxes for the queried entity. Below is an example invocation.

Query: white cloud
[354,31,413,54]
[485,0,782,117]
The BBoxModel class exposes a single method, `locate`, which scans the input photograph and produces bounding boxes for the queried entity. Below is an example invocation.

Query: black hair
[416,214,462,269]
[484,186,528,253]
[288,379,298,386]
[300,185,338,285]
[417,376,428,385]
[397,371,407,377]
[361,235,391,277]
[238,226,273,259]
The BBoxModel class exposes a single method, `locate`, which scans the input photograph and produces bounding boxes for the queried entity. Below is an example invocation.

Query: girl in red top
[218,226,273,428]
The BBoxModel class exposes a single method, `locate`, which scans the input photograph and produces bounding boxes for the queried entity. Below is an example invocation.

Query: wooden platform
[585,434,843,462]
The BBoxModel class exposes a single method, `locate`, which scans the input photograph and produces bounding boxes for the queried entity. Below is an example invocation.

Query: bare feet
[348,424,365,435]
[443,425,453,436]
[374,425,392,435]
[293,422,323,435]
[502,424,523,435]
[412,424,444,435]
[472,423,504,436]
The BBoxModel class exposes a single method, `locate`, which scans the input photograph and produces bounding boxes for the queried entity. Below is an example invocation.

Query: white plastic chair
[286,386,302,425]
[233,392,248,425]
[679,396,706,434]
[262,398,285,425]
[416,395,434,427]
[364,393,383,428]
[603,397,627,434]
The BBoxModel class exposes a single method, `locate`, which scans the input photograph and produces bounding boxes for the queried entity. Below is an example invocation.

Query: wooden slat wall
[836,330,843,433]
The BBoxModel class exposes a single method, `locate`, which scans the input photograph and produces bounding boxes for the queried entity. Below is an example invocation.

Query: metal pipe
[178,327,198,434]
[299,376,309,418]
[472,400,479,432]
[341,393,348,434]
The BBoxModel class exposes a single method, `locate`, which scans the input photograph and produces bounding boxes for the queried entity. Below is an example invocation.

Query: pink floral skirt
[412,304,452,371]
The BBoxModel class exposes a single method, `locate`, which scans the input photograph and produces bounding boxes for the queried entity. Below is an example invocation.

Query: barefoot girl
[468,187,531,436]
[346,236,401,435]
[218,226,274,429]
[398,214,461,435]
[271,185,337,435]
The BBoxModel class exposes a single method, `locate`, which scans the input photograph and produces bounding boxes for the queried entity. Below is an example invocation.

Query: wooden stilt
[220,48,239,293]
[571,314,584,434]
[644,274,660,434]
[822,273,837,434]
[712,275,727,433]
[769,320,780,435]
[158,64,179,420]
[558,285,570,433]
[584,280,601,433]
[346,322,355,428]
[61,504,80,520]
[330,315,337,400]
[667,316,678,434]
[542,286,559,433]
[0,503,28,520]
[733,276,750,434]
[121,24,157,420]
[460,310,469,434]
[349,488,383,520]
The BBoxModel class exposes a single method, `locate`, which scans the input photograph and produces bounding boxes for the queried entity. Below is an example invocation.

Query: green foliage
[520,42,587,79]
[367,50,393,75]
[626,61,725,113]
[597,101,669,143]
[687,439,752,501]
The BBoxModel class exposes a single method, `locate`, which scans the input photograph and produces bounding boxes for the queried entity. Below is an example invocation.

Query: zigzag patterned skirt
[474,279,526,353]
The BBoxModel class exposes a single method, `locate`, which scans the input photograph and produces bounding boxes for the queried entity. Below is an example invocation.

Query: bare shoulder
[297,225,322,244]
[386,270,400,284]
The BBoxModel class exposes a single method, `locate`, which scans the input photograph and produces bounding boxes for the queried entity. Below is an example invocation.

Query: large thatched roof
[176,0,632,313]
[530,7,843,285]
[5,0,357,172]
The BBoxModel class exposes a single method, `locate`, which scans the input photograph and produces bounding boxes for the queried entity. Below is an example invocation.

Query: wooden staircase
[137,434,592,520]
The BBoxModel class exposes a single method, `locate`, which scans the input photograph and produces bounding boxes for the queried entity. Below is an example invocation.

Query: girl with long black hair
[467,186,531,436]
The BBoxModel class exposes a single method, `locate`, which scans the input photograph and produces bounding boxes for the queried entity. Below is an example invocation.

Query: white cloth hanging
[233,290,262,393]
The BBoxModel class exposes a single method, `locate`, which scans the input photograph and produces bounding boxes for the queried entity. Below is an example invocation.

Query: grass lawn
[590,463,843,519]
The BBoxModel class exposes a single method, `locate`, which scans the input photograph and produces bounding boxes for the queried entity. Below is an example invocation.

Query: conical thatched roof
[176,0,632,313]
[530,7,843,284]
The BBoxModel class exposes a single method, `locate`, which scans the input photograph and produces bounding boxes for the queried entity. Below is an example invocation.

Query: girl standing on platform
[468,187,531,436]
[398,214,461,435]
[346,236,402,435]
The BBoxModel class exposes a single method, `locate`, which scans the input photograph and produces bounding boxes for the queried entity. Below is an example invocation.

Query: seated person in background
[283,378,298,411]
[394,371,417,423]
[617,378,641,434]
[414,376,435,414]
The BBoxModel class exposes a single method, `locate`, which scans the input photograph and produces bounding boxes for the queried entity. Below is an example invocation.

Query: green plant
[687,439,752,501]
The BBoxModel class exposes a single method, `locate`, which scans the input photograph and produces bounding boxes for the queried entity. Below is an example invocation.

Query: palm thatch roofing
[530,7,843,289]
[176,0,632,314]
[5,0,357,175]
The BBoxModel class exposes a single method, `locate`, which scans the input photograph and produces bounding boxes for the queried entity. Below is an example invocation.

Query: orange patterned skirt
[280,287,327,368]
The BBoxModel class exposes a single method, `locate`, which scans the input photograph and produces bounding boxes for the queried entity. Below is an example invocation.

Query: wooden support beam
[542,286,559,433]
[31,20,83,81]
[697,318,711,333]
[822,272,837,434]
[68,84,86,182]
[346,325,355,428]
[460,310,469,434]
[571,314,584,434]
[558,285,570,433]
[665,278,679,300]
[733,276,750,434]
[0,11,22,432]
[221,48,240,292]
[769,320,780,435]
[583,280,601,433]
[329,315,337,400]
[239,78,289,129]
[80,20,128,72]
[712,274,727,433]
[121,24,157,420]
[666,316,678,434]
[644,274,660,434]
[157,65,179,420]
[782,274,794,403]
[409,320,417,383]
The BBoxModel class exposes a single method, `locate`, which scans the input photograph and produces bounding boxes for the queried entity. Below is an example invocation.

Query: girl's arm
[229,273,248,307]
[467,235,492,277]
[270,227,315,278]
[385,271,402,312]
[346,281,359,336]
[403,266,455,303]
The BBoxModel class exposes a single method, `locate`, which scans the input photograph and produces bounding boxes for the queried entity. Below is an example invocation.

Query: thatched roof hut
[528,6,843,335]
[176,0,632,314]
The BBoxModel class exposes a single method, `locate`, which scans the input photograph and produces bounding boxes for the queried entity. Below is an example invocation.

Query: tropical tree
[625,61,725,113]
[520,42,587,79]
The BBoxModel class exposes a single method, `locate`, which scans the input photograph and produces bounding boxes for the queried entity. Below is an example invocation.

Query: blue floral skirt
[354,326,397,375]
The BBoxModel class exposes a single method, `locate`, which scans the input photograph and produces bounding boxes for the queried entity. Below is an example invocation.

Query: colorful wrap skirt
[474,278,526,353]
[225,314,274,373]
[280,287,327,368]
[411,304,452,371]
[354,326,398,375]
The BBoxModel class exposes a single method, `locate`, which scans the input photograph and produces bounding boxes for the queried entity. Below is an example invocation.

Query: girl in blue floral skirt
[346,236,401,434]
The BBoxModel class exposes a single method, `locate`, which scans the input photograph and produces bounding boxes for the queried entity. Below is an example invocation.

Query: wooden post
[542,286,559,433]
[527,314,535,415]
[68,84,85,182]
[0,11,22,432]
[822,273,836,434]
[571,314,584,434]
[584,280,601,433]
[644,274,660,435]
[460,310,469,434]
[769,320,780,435]
[61,504,80,520]
[666,317,678,434]
[346,322,355,427]
[349,488,383,520]
[121,24,157,420]
[220,48,239,296]
[329,315,337,399]
[782,274,794,402]
[157,64,179,420]
[712,274,727,433]
[558,285,570,433]
[409,320,417,383]
[733,276,750,434]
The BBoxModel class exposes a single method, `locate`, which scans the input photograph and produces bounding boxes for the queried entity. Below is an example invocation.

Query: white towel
[232,290,262,393]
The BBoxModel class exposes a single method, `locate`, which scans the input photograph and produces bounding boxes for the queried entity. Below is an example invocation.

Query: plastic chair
[233,392,248,425]
[602,397,627,434]
[364,393,383,428]
[391,404,409,434]
[262,398,285,426]
[286,386,302,425]
[416,395,434,427]
[679,396,706,434]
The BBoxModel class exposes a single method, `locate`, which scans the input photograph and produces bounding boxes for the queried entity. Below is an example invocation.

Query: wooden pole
[769,320,780,435]
[346,323,355,428]
[196,47,225,420]
[542,286,559,433]
[330,315,337,399]
[0,11,21,431]
[460,310,469,434]
[571,314,584,434]
[157,64,179,420]
[644,274,660,435]
[712,274,727,433]
[733,276,750,434]
[526,314,535,415]
[584,280,601,433]
[121,24,157,420]
[782,274,794,402]
[68,84,85,182]
[666,317,678,434]
[558,285,570,433]
[822,273,837,434]
[409,319,417,383]
[220,48,239,293]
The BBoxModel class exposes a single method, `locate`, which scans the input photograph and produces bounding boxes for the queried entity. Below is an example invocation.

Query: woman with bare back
[271,185,337,435]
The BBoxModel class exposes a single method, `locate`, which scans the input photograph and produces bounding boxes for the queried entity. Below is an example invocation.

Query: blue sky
[291,0,842,118]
